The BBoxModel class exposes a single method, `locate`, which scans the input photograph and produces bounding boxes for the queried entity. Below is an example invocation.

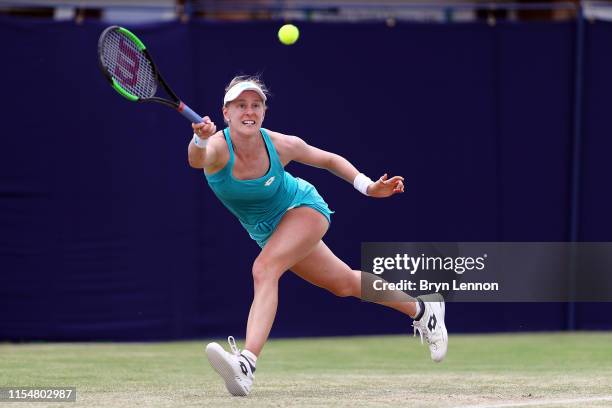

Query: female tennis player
[188,76,448,396]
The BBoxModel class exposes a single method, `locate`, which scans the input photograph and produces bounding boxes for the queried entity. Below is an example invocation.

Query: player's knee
[330,283,355,298]
[329,278,361,297]
[329,273,359,298]
[252,258,279,287]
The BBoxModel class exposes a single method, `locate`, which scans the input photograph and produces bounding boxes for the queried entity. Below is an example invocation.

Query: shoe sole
[205,343,248,396]
[433,293,448,362]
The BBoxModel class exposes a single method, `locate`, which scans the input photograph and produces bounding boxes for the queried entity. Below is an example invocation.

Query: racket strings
[101,30,156,99]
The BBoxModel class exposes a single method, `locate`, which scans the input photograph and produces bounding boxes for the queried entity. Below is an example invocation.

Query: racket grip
[178,102,204,123]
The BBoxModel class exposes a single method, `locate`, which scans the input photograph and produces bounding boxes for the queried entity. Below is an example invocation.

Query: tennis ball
[278,24,299,45]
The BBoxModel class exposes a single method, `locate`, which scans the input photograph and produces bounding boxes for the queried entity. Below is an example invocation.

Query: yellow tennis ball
[278,24,299,45]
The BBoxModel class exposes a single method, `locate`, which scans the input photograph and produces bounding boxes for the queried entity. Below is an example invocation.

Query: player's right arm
[188,117,219,169]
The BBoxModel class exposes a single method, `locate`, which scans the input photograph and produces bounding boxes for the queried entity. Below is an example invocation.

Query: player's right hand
[192,116,216,139]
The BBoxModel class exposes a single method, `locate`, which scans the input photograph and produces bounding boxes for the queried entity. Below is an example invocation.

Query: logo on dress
[264,176,275,186]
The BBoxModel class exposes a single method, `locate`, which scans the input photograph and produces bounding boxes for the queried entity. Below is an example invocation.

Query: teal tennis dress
[205,128,333,248]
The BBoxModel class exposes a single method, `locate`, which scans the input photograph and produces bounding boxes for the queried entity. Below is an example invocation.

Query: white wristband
[193,133,208,149]
[353,173,374,196]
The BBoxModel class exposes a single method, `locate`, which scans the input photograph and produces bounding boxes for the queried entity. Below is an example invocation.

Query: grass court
[1,333,611,407]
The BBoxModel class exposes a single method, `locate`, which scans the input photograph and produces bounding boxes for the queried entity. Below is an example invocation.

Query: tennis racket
[98,26,203,123]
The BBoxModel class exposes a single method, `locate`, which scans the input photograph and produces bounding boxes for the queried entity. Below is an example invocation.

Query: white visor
[223,81,267,105]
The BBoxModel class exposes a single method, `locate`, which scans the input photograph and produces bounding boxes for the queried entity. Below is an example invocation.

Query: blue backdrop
[0,18,610,341]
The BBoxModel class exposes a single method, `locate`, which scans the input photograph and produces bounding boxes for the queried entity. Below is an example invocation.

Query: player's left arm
[277,132,404,197]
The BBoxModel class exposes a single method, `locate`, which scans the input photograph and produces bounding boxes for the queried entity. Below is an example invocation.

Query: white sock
[242,349,257,366]
[414,301,421,319]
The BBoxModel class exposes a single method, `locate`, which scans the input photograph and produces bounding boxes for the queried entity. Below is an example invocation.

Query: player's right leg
[244,206,329,356]
[206,207,329,396]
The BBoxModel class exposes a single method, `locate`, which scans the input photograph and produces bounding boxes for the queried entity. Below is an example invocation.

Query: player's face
[224,91,266,134]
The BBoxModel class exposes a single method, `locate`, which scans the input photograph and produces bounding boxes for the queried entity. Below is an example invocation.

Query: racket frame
[98,26,202,123]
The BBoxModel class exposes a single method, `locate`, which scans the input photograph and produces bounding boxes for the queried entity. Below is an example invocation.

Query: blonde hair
[223,75,270,107]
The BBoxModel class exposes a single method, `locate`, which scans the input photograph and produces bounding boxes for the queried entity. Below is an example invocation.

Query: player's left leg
[290,240,418,315]
[290,240,448,362]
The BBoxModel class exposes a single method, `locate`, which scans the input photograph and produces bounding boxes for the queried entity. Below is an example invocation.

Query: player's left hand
[367,174,404,198]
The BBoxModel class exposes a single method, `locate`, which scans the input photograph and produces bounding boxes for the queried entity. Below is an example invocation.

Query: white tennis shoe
[412,293,448,362]
[205,336,255,396]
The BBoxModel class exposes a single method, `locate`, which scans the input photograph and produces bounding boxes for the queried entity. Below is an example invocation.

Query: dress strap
[260,128,282,170]
[223,127,235,165]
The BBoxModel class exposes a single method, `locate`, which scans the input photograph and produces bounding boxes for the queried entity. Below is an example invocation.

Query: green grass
[1,333,612,407]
